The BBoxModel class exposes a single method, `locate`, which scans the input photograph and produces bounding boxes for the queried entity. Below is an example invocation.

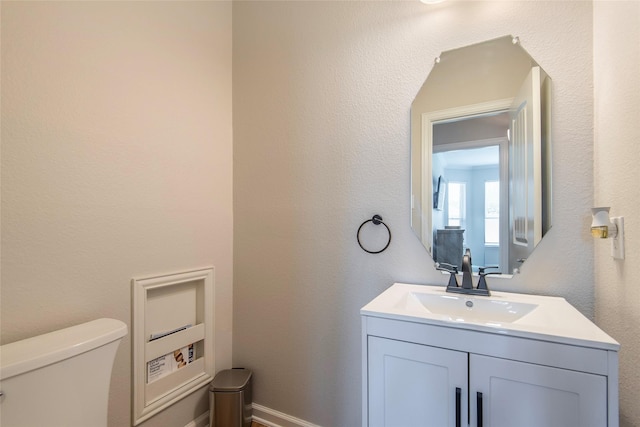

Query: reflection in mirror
[411,36,552,275]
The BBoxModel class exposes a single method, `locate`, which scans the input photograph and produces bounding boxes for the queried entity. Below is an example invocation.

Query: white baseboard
[184,411,209,427]
[189,403,320,427]
[252,403,322,427]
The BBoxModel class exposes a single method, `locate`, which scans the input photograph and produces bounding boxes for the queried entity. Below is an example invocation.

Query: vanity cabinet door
[469,354,608,427]
[368,336,468,427]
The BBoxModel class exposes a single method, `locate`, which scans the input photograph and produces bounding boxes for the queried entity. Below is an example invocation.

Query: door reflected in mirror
[411,36,552,275]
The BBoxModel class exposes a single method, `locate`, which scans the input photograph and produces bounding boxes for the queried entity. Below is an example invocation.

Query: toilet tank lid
[1,318,127,380]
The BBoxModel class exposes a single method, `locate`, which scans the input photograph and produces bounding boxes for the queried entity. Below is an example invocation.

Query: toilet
[0,318,127,427]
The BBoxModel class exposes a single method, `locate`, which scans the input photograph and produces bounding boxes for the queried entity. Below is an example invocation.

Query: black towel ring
[357,214,391,254]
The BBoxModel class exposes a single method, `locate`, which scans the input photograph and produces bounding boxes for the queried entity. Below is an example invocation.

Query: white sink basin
[361,283,620,349]
[400,292,538,324]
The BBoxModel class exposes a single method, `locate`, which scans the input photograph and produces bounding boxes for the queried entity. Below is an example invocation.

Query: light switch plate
[611,217,625,260]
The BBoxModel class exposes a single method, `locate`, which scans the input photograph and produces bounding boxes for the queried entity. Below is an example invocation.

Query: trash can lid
[211,368,252,392]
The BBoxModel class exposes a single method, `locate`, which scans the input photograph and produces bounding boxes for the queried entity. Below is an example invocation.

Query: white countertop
[361,283,619,351]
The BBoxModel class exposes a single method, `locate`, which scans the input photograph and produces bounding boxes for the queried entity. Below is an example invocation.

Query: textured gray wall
[594,2,640,426]
[233,1,595,425]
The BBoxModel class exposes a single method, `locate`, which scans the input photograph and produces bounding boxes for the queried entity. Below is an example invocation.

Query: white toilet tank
[0,318,127,427]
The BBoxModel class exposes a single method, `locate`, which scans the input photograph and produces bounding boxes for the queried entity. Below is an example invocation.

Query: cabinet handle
[477,392,484,427]
[455,387,461,427]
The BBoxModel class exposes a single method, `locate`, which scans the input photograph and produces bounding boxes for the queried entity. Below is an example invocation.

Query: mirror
[411,36,552,275]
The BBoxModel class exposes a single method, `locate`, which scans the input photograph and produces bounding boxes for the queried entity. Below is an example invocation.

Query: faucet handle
[478,266,501,276]
[436,262,458,274]
[436,263,460,289]
[477,266,500,295]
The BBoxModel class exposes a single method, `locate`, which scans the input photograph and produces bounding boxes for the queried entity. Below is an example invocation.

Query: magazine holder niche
[132,268,214,425]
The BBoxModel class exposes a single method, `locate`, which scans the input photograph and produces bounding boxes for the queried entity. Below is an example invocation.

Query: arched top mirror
[411,35,552,276]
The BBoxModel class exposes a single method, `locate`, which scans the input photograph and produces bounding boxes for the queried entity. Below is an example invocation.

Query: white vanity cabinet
[368,337,468,427]
[470,354,607,427]
[361,283,620,427]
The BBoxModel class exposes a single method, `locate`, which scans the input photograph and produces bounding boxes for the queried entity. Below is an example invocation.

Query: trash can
[209,368,252,427]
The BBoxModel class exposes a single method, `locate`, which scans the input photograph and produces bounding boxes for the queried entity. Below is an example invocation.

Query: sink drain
[465,300,474,308]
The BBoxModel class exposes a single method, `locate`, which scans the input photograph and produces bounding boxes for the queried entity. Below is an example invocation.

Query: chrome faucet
[442,248,495,296]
